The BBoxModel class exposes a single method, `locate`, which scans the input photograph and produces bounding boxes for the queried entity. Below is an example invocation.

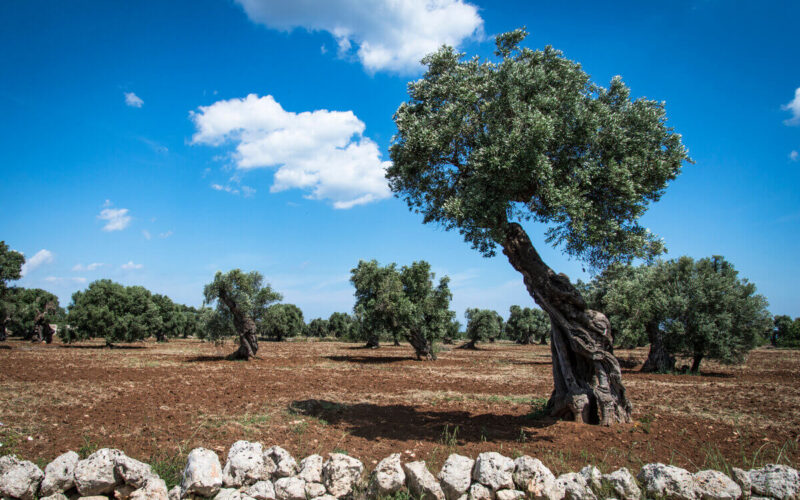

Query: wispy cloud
[45,276,87,284]
[20,249,54,276]
[121,261,143,270]
[159,230,173,239]
[783,87,800,126]
[98,202,132,231]
[72,262,104,271]
[124,92,144,108]
[790,150,799,162]
[142,229,152,240]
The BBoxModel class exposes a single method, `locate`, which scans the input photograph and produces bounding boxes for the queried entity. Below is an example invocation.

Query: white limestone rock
[182,447,223,497]
[73,448,124,496]
[298,455,324,484]
[274,476,306,500]
[558,472,597,500]
[264,447,297,479]
[513,456,564,500]
[601,468,641,500]
[223,441,270,487]
[246,480,277,500]
[0,455,44,500]
[369,453,406,497]
[637,463,698,500]
[40,451,79,496]
[748,465,799,500]
[438,454,475,500]
[693,470,742,500]
[322,453,364,499]
[403,460,445,500]
[473,452,515,491]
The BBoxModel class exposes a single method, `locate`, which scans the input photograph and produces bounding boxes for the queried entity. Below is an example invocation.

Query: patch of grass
[77,435,99,459]
[0,427,22,457]
[332,448,348,455]
[637,414,654,434]
[527,397,550,420]
[438,424,459,447]
[148,449,186,490]
[237,411,272,427]
[378,488,414,500]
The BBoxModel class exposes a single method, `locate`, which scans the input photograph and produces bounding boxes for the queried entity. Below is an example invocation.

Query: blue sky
[1,0,798,321]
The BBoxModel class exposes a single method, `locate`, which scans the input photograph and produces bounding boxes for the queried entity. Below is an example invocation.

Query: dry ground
[1,339,798,478]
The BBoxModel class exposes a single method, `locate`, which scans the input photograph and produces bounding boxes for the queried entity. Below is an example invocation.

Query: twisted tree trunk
[218,290,258,360]
[641,321,674,373]
[406,329,436,360]
[365,335,380,349]
[502,223,632,425]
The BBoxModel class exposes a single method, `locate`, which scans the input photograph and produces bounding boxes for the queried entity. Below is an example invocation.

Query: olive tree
[203,269,282,359]
[773,315,800,348]
[389,29,689,424]
[327,312,357,339]
[0,241,25,341]
[506,305,550,345]
[66,280,161,346]
[306,318,330,338]
[351,259,454,359]
[462,308,503,349]
[261,303,305,341]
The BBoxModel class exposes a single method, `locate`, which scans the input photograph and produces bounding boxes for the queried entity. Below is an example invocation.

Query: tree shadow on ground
[288,399,556,444]
[185,354,237,363]
[324,355,412,364]
[59,344,146,350]
[0,345,10,350]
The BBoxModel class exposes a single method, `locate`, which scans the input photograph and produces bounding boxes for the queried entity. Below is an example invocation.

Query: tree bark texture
[218,290,258,360]
[641,321,675,373]
[405,329,436,360]
[502,223,632,425]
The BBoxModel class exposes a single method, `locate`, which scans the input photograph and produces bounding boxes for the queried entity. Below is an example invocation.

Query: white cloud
[142,230,152,240]
[211,183,240,195]
[98,205,132,231]
[235,0,483,73]
[124,92,144,108]
[20,249,54,276]
[159,230,173,238]
[191,94,391,209]
[790,150,799,162]
[72,262,104,271]
[44,276,87,284]
[121,261,144,270]
[783,87,800,126]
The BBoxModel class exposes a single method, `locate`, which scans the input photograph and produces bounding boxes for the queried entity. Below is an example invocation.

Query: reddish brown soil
[1,339,798,475]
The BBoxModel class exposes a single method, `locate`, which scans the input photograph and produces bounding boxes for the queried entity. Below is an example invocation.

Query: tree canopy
[203,269,282,359]
[773,315,800,348]
[0,241,25,341]
[505,305,550,345]
[350,259,454,359]
[261,303,305,341]
[462,308,503,349]
[389,29,690,424]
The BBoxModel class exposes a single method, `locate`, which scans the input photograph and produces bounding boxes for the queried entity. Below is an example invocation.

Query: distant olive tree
[505,306,550,345]
[462,308,503,349]
[203,269,282,359]
[261,303,305,341]
[0,241,25,341]
[351,259,454,360]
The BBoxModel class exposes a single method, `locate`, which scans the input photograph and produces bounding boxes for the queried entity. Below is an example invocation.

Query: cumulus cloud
[20,249,54,276]
[191,94,390,208]
[783,88,800,126]
[72,262,104,271]
[98,204,132,231]
[124,92,144,108]
[234,0,483,73]
[121,261,143,270]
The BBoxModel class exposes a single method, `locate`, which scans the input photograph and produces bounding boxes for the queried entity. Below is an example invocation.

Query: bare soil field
[1,339,798,479]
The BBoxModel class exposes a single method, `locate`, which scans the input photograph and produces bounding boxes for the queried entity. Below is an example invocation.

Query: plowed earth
[1,339,798,474]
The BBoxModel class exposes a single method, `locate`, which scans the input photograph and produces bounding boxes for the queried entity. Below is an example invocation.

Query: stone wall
[0,441,798,500]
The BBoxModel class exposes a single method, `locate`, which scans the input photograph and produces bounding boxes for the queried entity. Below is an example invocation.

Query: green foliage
[0,241,24,291]
[327,311,357,339]
[585,256,772,371]
[388,29,689,269]
[261,303,304,340]
[2,287,64,339]
[66,280,162,344]
[202,269,283,341]
[505,305,550,344]
[305,317,330,338]
[350,259,455,352]
[464,308,503,346]
[772,315,800,348]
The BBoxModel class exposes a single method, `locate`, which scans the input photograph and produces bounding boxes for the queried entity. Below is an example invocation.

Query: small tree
[203,270,282,359]
[506,306,550,345]
[351,259,454,359]
[306,318,330,338]
[327,312,357,339]
[261,303,305,341]
[66,280,161,346]
[0,241,25,341]
[773,315,800,348]
[462,308,503,349]
[389,30,690,423]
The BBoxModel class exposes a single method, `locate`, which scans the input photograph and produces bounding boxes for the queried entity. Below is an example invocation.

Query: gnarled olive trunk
[690,353,703,373]
[517,332,534,345]
[641,321,674,373]
[502,223,632,425]
[365,335,380,349]
[458,339,478,350]
[406,329,436,360]
[218,290,258,360]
